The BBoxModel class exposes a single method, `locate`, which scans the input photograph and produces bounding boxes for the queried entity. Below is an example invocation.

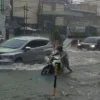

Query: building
[0,0,6,39]
[12,0,70,28]
[4,0,99,38]
[84,0,100,16]
[83,0,100,33]
[0,13,5,39]
[4,0,40,37]
[6,0,71,37]
[0,0,12,40]
[13,0,39,28]
[38,0,97,37]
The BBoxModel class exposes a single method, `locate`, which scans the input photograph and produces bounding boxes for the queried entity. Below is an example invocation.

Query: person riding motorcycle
[52,45,73,73]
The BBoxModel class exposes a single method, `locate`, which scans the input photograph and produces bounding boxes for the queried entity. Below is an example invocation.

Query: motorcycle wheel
[41,66,50,75]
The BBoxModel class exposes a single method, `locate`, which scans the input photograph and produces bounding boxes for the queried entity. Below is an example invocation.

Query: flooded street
[1,0,100,99]
[0,48,100,100]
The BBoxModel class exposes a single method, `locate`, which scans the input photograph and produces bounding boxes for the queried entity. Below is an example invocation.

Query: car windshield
[0,39,27,49]
[83,38,98,43]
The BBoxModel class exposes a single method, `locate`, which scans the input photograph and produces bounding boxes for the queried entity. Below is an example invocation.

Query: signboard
[69,26,85,33]
[74,26,85,32]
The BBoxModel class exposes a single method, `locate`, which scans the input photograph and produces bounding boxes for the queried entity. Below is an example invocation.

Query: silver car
[0,36,53,63]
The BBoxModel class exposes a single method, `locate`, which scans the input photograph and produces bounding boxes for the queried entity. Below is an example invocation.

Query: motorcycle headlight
[44,56,50,62]
[90,45,95,48]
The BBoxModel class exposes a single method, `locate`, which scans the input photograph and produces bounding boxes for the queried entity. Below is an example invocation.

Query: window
[83,38,98,43]
[0,39,27,49]
[38,40,49,46]
[97,40,100,44]
[26,40,49,48]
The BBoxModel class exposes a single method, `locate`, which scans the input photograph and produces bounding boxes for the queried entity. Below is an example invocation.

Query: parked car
[0,36,53,63]
[77,36,100,50]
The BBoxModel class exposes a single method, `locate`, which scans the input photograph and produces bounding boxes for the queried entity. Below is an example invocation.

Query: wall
[84,0,100,16]
[13,0,39,24]
[0,14,6,39]
[70,4,97,13]
[83,0,100,33]
[0,0,10,39]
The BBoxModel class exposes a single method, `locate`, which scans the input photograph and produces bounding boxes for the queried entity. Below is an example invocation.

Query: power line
[85,0,100,2]
[14,0,70,4]
[13,6,35,9]
[14,0,39,3]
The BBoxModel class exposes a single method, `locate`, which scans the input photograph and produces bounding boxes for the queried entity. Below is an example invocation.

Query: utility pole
[5,0,13,40]
[6,0,13,40]
[37,0,41,28]
[24,5,26,35]
[10,0,13,21]
[26,3,28,31]
[23,4,28,36]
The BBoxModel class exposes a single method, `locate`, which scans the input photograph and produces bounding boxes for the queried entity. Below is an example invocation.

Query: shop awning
[41,10,83,17]
[20,27,41,32]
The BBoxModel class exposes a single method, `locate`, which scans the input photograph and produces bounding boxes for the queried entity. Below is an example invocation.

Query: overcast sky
[73,0,84,3]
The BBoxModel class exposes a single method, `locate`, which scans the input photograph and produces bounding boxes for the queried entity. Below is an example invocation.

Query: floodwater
[0,48,100,71]
[0,48,100,100]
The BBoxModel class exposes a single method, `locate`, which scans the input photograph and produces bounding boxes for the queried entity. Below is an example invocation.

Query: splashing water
[0,63,45,71]
[0,48,100,71]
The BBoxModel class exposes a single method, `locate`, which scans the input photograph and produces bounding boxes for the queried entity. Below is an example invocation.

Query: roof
[87,36,100,39]
[41,10,97,17]
[41,11,83,17]
[20,27,40,31]
[13,36,49,41]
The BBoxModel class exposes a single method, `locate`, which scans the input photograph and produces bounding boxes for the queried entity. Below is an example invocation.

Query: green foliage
[0,0,4,14]
[91,32,97,36]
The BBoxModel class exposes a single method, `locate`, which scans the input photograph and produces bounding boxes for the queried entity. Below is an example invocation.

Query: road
[0,48,100,100]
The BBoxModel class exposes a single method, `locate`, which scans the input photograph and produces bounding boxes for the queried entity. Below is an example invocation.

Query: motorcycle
[41,54,61,75]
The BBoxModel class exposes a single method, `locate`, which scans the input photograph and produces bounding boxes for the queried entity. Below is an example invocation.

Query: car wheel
[87,48,90,51]
[78,47,82,50]
[80,47,82,50]
[93,48,96,51]
[15,57,23,63]
[98,48,100,51]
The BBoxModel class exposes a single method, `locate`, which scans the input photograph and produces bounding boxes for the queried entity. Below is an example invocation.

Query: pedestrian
[52,45,73,73]
[50,27,62,50]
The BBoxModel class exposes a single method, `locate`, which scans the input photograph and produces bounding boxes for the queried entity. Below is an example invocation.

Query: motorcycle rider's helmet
[56,45,63,52]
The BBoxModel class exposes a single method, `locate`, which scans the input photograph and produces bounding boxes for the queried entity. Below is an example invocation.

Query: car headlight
[78,43,81,46]
[90,45,95,48]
